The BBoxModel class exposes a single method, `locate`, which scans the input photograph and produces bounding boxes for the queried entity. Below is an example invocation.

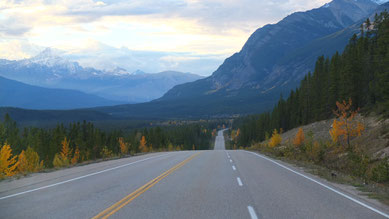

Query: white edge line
[245,151,389,218]
[237,177,243,186]
[247,206,258,219]
[0,154,170,200]
[232,165,236,171]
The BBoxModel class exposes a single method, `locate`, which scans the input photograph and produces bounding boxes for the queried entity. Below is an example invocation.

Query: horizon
[0,0,331,76]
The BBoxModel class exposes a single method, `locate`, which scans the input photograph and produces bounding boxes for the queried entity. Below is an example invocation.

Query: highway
[1,130,389,218]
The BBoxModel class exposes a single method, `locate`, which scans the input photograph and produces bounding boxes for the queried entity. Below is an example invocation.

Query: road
[1,130,389,218]
[214,129,227,150]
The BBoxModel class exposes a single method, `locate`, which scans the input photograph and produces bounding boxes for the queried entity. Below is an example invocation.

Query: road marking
[93,152,201,219]
[247,206,258,219]
[237,177,243,186]
[232,165,236,171]
[229,159,233,163]
[245,151,389,218]
[0,154,172,201]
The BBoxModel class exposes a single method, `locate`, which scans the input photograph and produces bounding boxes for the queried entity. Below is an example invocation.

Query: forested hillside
[236,12,389,147]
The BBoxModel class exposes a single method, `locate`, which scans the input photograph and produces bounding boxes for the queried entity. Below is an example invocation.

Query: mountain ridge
[0,51,203,103]
[93,0,385,119]
[0,76,123,110]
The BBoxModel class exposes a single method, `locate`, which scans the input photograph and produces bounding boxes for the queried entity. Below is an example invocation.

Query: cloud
[0,0,332,75]
[63,40,226,76]
[0,16,32,36]
[0,39,43,60]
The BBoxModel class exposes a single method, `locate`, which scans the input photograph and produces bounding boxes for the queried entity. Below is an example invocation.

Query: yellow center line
[92,152,201,219]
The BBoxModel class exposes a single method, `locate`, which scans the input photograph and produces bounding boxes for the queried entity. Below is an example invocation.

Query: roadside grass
[246,147,389,206]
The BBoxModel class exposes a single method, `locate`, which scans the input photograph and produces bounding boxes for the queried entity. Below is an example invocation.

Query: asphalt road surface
[213,129,227,150]
[1,130,388,219]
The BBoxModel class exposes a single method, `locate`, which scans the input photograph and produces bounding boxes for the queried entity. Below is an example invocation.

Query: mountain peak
[27,48,76,69]
[370,0,389,4]
[132,69,146,75]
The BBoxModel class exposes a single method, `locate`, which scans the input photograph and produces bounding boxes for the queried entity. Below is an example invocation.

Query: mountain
[94,0,384,119]
[0,76,123,110]
[371,0,389,4]
[1,0,386,123]
[0,49,203,103]
[162,0,378,100]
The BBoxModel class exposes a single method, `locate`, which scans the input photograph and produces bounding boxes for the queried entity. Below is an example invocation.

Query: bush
[371,159,389,183]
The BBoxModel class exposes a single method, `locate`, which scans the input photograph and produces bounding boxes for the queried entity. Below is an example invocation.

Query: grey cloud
[0,18,32,36]
[64,42,225,76]
[59,0,321,33]
[64,0,187,22]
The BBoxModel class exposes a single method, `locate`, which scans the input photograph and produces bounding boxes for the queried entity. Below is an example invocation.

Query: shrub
[269,129,282,147]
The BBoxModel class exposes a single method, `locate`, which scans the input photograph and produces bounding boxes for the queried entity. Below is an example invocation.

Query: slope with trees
[236,12,389,147]
[232,12,389,186]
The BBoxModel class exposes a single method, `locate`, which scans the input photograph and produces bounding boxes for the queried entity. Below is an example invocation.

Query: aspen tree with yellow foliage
[71,147,80,165]
[139,136,148,153]
[18,147,43,174]
[53,137,72,168]
[0,144,18,178]
[100,146,113,159]
[268,129,282,147]
[293,128,305,147]
[329,99,365,149]
[118,137,129,155]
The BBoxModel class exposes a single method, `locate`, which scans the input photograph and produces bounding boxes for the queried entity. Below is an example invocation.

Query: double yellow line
[92,152,201,219]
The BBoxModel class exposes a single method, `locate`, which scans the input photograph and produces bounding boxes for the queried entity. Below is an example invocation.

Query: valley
[1,0,389,218]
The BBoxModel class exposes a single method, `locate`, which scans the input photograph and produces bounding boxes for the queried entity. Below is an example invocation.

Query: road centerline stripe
[245,151,389,218]
[232,165,236,171]
[229,159,233,163]
[248,206,258,219]
[237,177,243,186]
[92,152,201,219]
[0,153,171,201]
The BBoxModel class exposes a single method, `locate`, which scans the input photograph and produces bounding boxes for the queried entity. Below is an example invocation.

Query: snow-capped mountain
[371,0,389,4]
[0,50,203,104]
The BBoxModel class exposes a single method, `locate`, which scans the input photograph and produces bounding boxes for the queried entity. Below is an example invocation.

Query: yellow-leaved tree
[118,137,129,155]
[268,129,282,147]
[329,99,365,149]
[0,144,19,178]
[71,147,80,165]
[167,142,174,151]
[139,136,148,153]
[18,147,43,174]
[293,128,305,147]
[53,137,72,168]
[212,129,217,137]
[100,146,113,159]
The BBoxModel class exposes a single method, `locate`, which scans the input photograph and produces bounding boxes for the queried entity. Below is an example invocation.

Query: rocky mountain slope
[94,0,385,119]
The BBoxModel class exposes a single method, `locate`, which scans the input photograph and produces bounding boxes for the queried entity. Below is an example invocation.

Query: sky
[0,0,331,76]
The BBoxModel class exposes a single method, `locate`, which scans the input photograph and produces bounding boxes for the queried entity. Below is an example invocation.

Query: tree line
[235,12,389,147]
[0,115,217,178]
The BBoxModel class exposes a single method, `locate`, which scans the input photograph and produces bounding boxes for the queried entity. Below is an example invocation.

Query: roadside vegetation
[229,12,389,203]
[0,115,221,179]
